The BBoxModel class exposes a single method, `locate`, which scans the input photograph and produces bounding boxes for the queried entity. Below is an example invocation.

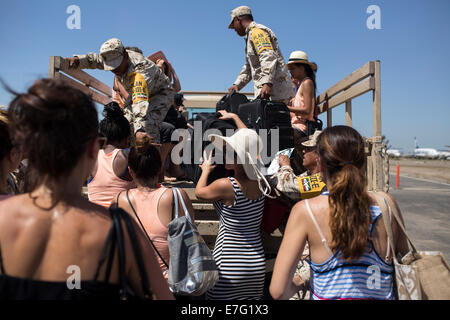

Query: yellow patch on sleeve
[251,28,273,55]
[297,173,327,199]
[128,72,149,103]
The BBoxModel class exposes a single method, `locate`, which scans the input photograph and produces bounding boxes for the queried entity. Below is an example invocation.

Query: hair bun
[103,102,123,120]
[135,134,152,154]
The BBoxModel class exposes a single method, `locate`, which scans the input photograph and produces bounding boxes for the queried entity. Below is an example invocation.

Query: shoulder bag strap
[118,208,154,299]
[125,190,169,268]
[172,188,179,219]
[0,245,4,275]
[93,214,116,283]
[174,188,192,223]
[381,193,418,254]
[111,207,133,299]
[371,191,398,263]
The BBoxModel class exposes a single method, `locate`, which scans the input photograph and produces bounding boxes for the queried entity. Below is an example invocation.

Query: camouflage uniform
[234,21,293,102]
[76,49,174,143]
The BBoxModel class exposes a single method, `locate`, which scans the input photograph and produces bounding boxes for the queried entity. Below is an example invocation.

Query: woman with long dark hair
[270,126,409,300]
[286,51,318,137]
[0,79,173,300]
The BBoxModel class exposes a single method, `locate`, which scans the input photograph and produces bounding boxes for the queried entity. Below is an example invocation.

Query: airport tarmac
[388,173,450,261]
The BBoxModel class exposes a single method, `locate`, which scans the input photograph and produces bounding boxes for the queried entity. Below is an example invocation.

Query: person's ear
[87,138,100,159]
[8,147,22,170]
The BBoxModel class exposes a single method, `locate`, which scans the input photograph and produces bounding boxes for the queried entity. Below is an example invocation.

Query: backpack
[167,188,219,295]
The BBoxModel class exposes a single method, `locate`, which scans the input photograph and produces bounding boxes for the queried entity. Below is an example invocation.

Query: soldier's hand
[260,83,272,99]
[67,57,80,68]
[278,154,291,167]
[228,85,239,94]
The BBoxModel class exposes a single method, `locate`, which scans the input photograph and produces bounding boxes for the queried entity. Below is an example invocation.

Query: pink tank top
[128,187,170,278]
[88,149,136,208]
[290,78,315,132]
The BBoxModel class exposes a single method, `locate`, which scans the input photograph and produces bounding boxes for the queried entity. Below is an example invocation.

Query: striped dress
[306,195,395,300]
[206,177,266,300]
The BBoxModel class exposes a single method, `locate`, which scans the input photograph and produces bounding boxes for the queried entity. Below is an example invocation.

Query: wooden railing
[49,56,113,105]
[315,60,386,192]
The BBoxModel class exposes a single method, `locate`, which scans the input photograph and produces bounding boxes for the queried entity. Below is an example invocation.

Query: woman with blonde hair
[270,126,409,300]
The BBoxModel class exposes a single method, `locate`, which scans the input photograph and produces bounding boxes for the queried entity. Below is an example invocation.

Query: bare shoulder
[211,177,233,190]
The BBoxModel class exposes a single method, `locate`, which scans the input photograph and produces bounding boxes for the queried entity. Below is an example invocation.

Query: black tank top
[0,209,122,300]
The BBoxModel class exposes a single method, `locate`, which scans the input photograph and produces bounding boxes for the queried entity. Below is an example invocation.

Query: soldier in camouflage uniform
[67,38,174,144]
[227,6,293,102]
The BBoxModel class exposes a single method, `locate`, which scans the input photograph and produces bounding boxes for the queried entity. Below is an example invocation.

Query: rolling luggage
[238,99,294,152]
[216,90,249,114]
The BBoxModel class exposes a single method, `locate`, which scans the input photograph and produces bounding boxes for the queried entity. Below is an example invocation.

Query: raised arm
[217,110,247,129]
[194,151,234,202]
[67,53,106,70]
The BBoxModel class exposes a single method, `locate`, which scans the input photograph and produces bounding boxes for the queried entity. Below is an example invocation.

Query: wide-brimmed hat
[287,50,317,72]
[99,38,125,71]
[208,128,272,197]
[301,130,322,147]
[228,6,252,29]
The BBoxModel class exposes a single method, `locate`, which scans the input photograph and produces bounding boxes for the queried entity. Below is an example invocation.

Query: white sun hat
[287,50,318,72]
[208,128,272,197]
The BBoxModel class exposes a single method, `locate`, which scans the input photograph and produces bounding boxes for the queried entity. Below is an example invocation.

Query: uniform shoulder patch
[297,173,327,199]
[128,72,149,103]
[250,28,273,55]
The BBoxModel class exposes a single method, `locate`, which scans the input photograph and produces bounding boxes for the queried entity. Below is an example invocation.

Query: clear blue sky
[0,0,449,152]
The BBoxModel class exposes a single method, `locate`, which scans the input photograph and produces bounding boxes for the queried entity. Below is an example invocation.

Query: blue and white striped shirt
[307,194,395,300]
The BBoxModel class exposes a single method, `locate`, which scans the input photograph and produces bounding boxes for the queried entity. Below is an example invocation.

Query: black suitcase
[238,99,294,152]
[183,112,236,184]
[216,91,249,114]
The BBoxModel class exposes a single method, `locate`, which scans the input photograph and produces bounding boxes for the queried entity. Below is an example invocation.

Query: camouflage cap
[99,38,125,71]
[228,6,252,29]
[302,130,322,148]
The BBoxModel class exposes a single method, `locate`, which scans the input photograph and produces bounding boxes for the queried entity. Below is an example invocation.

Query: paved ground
[388,173,450,261]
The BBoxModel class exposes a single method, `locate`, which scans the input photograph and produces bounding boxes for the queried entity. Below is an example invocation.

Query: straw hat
[287,50,317,72]
[208,129,272,197]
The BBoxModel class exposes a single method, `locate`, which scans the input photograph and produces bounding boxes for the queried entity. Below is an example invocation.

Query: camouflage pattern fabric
[76,49,174,143]
[234,21,293,102]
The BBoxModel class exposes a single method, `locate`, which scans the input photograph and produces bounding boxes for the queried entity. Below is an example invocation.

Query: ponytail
[317,126,372,261]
